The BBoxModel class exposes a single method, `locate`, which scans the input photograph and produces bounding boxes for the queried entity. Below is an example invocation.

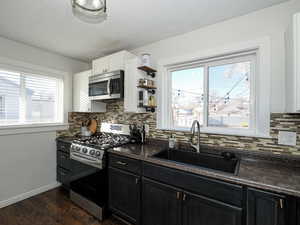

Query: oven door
[89,71,124,100]
[69,158,108,207]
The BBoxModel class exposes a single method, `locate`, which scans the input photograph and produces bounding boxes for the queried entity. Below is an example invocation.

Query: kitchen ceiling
[0,0,288,62]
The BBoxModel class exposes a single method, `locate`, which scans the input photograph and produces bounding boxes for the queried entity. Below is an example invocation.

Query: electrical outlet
[278,131,297,146]
[144,124,150,135]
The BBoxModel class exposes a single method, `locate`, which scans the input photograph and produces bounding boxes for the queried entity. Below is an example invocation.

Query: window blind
[0,69,63,125]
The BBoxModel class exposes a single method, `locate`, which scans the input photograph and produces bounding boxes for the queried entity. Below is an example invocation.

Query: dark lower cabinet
[108,167,140,224]
[247,188,286,225]
[56,141,72,190]
[57,167,71,189]
[142,177,242,225]
[298,199,300,225]
[142,178,182,225]
[182,192,242,225]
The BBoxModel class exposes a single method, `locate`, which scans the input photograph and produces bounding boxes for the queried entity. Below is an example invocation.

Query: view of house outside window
[0,69,63,126]
[208,62,251,128]
[172,67,204,128]
[170,58,252,130]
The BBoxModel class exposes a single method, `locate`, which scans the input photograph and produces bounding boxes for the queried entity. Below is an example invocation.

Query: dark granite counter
[56,136,300,197]
[56,136,78,144]
[108,140,300,198]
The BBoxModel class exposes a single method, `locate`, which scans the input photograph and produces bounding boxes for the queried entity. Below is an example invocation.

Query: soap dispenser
[169,134,176,149]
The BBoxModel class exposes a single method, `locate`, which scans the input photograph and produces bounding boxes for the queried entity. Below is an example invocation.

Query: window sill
[157,127,272,139]
[0,123,69,136]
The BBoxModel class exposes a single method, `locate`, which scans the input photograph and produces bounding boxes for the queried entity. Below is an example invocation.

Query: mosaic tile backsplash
[57,100,300,156]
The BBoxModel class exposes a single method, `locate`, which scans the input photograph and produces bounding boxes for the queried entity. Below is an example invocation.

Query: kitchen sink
[152,149,240,175]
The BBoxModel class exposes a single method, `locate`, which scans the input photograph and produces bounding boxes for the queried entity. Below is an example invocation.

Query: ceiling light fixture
[71,0,107,24]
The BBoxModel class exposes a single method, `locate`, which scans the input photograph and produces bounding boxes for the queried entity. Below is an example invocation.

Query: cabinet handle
[59,171,67,176]
[183,193,187,201]
[279,199,284,209]
[116,161,127,166]
[60,155,67,159]
[135,178,139,184]
[176,192,181,200]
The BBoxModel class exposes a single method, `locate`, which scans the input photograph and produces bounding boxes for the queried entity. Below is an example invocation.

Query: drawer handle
[183,193,187,201]
[116,161,128,166]
[60,155,68,159]
[59,171,67,176]
[176,192,181,200]
[279,199,284,209]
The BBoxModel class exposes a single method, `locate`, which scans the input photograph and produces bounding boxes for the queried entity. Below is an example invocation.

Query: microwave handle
[107,78,111,96]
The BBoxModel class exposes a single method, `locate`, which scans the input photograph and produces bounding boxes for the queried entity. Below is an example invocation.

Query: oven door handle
[70,153,102,169]
[107,78,111,96]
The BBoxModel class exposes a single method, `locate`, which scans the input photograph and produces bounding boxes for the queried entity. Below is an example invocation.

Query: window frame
[157,38,271,138]
[0,56,68,134]
[0,95,5,119]
[168,54,256,134]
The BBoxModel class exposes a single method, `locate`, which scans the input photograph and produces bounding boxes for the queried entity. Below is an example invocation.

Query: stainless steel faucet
[190,120,201,153]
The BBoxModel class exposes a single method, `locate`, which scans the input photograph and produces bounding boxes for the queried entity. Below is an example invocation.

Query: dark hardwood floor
[0,188,124,225]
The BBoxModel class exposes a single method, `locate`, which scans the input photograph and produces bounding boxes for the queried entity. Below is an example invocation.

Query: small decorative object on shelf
[138,79,156,94]
[141,53,151,67]
[137,79,156,95]
[138,90,156,113]
[138,78,155,87]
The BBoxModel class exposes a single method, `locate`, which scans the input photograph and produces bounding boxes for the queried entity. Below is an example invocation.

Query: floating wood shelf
[138,66,157,77]
[138,105,157,113]
[137,85,157,90]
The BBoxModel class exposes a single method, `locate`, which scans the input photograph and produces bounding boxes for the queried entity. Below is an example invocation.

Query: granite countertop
[108,140,300,198]
[57,136,300,197]
[56,136,78,144]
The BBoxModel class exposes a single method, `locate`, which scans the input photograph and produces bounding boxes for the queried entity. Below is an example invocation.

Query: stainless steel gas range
[69,123,133,221]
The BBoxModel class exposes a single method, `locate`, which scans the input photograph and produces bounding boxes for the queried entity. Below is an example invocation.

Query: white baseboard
[0,182,61,209]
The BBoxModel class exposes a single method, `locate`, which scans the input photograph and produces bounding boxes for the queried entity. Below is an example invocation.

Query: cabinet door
[297,199,300,225]
[92,56,109,75]
[247,188,286,225]
[182,192,242,225]
[109,167,140,224]
[73,70,91,112]
[109,51,125,72]
[142,178,182,225]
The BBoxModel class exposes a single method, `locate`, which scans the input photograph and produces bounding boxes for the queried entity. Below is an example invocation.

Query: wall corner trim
[0,182,61,209]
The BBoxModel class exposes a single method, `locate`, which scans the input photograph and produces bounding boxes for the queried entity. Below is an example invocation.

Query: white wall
[0,37,89,206]
[0,132,58,205]
[132,0,300,113]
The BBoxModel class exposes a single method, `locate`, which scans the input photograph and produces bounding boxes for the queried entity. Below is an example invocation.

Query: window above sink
[157,38,271,138]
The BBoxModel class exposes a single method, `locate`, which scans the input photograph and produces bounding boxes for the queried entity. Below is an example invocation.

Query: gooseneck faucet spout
[190,120,201,153]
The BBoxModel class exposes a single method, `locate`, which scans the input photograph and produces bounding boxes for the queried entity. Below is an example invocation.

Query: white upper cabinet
[92,57,110,75]
[73,70,106,112]
[286,13,300,112]
[92,50,135,75]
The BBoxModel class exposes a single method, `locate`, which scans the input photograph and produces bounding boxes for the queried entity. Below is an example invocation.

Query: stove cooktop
[73,133,131,150]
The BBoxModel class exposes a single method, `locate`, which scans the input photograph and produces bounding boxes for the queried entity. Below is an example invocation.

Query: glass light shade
[71,0,107,24]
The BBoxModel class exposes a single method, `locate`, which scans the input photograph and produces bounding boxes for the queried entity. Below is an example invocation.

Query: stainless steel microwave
[89,70,124,100]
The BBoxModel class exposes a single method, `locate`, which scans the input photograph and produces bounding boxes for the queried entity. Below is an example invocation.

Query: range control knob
[82,148,88,153]
[90,150,95,156]
[76,146,81,151]
[96,151,101,157]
